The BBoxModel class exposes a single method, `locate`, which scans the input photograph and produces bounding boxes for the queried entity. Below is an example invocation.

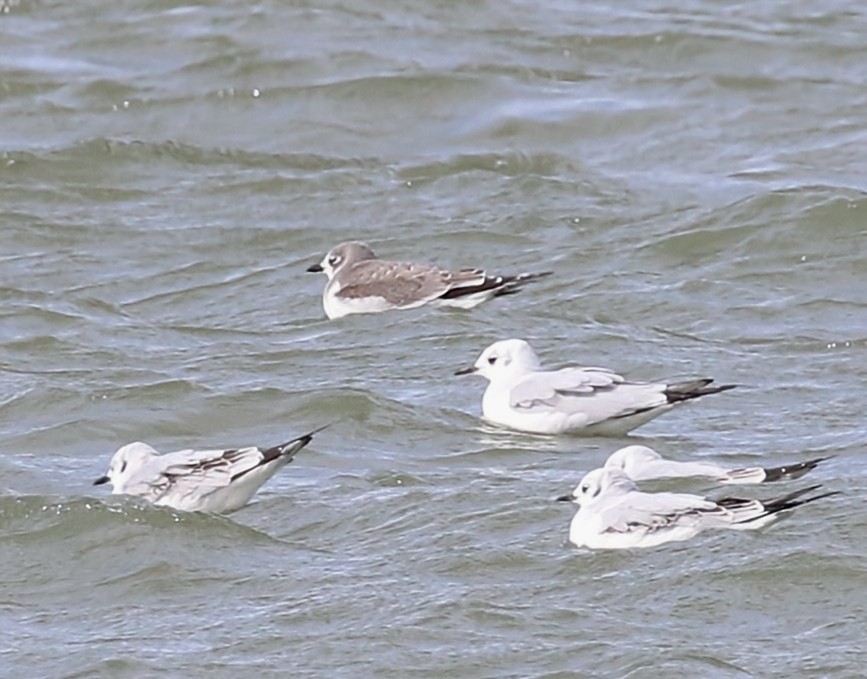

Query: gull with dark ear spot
[93,426,326,513]
[558,467,839,550]
[306,241,551,319]
[604,445,833,484]
[456,339,736,436]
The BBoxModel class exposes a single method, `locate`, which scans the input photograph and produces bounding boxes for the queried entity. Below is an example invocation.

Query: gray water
[2,0,866,677]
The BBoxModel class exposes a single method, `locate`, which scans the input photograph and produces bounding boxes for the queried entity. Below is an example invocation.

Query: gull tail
[664,378,738,404]
[760,456,833,483]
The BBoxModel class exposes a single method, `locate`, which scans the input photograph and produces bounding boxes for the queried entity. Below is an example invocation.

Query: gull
[558,467,838,550]
[93,427,324,513]
[306,241,551,319]
[455,339,736,436]
[605,445,832,484]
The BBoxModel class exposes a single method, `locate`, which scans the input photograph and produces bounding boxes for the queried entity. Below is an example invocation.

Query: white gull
[605,445,831,484]
[558,467,837,550]
[93,427,324,513]
[456,339,736,436]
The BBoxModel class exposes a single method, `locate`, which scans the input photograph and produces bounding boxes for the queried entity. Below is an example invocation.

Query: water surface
[2,0,866,677]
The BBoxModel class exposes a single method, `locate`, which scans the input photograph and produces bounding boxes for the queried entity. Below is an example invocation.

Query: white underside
[323,286,494,318]
[481,382,674,436]
[569,516,703,549]
[323,286,429,319]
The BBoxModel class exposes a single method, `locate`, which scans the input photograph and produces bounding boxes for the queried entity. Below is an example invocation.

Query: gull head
[306,241,378,279]
[93,442,159,492]
[557,467,637,505]
[455,338,542,380]
[604,445,662,475]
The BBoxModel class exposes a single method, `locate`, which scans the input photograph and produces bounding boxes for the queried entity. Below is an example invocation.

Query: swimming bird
[455,339,736,436]
[306,241,551,319]
[558,467,838,550]
[93,427,324,513]
[604,445,831,484]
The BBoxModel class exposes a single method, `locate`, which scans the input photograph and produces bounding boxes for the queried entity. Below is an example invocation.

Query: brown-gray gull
[306,241,551,319]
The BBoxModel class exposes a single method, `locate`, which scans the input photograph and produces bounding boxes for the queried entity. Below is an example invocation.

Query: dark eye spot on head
[328,255,342,267]
[581,483,589,494]
[487,356,497,365]
[120,461,127,473]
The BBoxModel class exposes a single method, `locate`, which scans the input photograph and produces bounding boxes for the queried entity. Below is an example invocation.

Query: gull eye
[580,483,590,494]
[328,255,342,267]
[487,355,497,365]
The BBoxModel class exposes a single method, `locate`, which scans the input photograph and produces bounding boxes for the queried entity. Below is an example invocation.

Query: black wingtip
[735,485,840,526]
[761,483,833,512]
[264,424,331,461]
[439,270,553,301]
[762,456,832,483]
[766,489,842,516]
[291,423,331,448]
[492,271,554,297]
[664,379,738,404]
